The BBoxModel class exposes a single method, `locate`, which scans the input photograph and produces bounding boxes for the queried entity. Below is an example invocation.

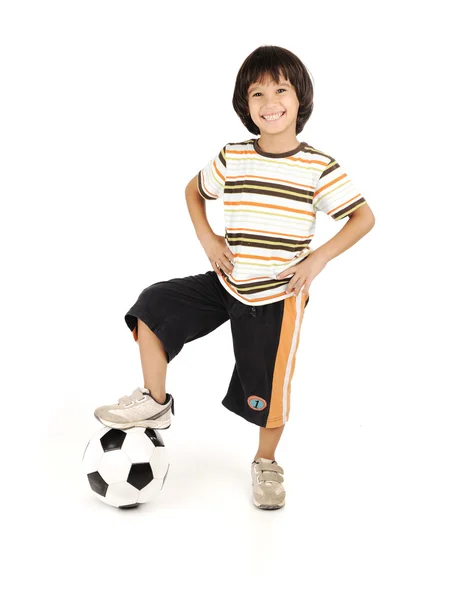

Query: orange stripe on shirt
[224,200,315,217]
[226,226,314,239]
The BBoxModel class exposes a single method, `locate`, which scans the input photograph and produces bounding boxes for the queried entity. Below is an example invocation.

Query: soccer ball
[82,426,170,509]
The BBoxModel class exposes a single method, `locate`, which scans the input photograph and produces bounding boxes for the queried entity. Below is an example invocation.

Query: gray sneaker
[94,387,175,430]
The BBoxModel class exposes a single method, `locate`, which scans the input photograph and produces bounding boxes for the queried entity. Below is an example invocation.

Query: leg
[136,318,167,404]
[253,423,285,461]
[125,272,230,404]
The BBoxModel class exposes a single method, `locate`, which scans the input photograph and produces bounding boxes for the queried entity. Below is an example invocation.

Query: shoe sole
[253,498,285,510]
[94,414,171,430]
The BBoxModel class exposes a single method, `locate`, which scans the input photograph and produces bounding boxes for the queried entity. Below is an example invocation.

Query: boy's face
[247,73,300,137]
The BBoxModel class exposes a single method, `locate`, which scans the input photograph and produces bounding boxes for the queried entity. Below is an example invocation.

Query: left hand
[276,252,329,296]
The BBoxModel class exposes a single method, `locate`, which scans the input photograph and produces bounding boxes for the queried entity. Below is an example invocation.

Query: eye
[252,88,286,97]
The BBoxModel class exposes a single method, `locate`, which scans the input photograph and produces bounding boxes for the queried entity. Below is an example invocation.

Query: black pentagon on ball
[144,428,165,447]
[127,462,154,490]
[87,471,108,497]
[100,428,127,452]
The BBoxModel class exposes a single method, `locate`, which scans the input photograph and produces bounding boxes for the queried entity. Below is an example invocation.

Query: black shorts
[124,270,310,429]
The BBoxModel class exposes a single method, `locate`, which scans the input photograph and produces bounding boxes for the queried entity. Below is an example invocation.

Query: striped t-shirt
[197,137,367,306]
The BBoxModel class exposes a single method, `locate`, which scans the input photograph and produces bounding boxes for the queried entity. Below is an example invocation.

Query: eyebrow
[249,81,291,93]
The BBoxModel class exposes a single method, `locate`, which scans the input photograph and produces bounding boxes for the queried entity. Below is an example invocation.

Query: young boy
[94,45,375,510]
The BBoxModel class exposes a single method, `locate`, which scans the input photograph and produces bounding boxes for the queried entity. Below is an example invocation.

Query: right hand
[200,232,235,276]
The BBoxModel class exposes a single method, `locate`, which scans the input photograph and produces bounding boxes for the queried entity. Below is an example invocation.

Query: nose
[263,92,283,110]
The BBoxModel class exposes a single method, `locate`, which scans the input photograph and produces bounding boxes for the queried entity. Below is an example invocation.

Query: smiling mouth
[262,111,285,122]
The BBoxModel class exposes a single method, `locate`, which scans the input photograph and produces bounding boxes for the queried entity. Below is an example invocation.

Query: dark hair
[232,45,314,136]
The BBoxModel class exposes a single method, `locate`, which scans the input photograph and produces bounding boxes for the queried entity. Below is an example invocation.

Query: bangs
[245,63,291,96]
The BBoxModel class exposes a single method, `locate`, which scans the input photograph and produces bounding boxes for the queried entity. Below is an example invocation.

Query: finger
[294,281,305,296]
[298,283,311,297]
[277,270,291,280]
[215,259,226,275]
[223,254,235,271]
[287,275,302,293]
[218,257,233,275]
[212,261,222,276]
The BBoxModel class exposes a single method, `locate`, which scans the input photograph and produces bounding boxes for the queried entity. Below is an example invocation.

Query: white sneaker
[251,458,285,509]
[94,387,175,430]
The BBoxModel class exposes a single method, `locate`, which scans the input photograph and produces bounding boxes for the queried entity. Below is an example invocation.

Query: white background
[1,1,448,598]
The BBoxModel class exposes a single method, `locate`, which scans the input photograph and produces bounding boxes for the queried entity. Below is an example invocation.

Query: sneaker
[251,458,286,510]
[94,387,175,430]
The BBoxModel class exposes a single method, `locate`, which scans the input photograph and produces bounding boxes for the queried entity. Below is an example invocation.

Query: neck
[257,132,300,154]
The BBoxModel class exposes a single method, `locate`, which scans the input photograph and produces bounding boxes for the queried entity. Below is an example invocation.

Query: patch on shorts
[247,395,267,411]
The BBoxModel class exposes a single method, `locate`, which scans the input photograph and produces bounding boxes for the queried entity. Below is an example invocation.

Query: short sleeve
[197,144,227,201]
[313,156,367,220]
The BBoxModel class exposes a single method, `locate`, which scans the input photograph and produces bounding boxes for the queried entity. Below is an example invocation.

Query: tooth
[264,112,283,120]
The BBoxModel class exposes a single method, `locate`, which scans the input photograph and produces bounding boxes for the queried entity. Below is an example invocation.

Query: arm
[312,204,375,263]
[185,175,215,244]
[185,175,234,276]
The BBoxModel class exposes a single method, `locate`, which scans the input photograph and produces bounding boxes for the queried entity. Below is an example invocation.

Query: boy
[94,45,375,510]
